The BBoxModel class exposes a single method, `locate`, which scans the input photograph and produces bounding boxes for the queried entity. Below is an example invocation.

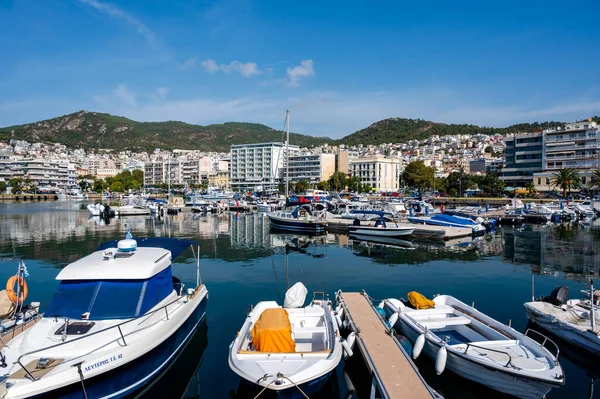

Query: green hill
[0,111,333,152]
[340,117,569,146]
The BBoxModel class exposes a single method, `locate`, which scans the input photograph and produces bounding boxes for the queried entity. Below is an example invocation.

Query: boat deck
[338,291,438,399]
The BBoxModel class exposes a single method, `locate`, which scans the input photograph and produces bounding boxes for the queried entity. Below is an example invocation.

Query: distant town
[0,118,598,197]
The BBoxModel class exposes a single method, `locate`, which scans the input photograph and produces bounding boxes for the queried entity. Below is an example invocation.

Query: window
[546,178,550,185]
[537,178,541,185]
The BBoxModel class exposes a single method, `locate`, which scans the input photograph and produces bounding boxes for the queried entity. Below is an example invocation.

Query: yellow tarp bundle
[251,308,295,353]
[407,291,435,310]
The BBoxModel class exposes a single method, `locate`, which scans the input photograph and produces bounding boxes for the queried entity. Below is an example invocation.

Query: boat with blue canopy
[348,210,415,238]
[407,213,487,235]
[0,234,208,399]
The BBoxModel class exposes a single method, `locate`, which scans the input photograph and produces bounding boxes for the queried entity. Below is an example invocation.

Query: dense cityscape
[0,118,598,197]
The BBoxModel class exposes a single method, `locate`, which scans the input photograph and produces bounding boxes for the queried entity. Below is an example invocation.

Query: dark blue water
[1,201,599,398]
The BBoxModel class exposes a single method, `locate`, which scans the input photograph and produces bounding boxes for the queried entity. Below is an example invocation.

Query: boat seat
[418,316,471,328]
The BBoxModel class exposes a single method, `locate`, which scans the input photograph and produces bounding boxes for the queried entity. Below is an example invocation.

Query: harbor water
[1,201,599,398]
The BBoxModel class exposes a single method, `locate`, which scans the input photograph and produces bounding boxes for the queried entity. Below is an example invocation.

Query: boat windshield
[45,267,174,320]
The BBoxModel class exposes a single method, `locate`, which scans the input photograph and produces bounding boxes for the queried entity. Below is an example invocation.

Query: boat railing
[462,342,513,368]
[15,286,203,381]
[524,328,560,363]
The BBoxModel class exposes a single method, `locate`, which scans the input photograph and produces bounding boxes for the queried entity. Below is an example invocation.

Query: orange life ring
[6,276,28,304]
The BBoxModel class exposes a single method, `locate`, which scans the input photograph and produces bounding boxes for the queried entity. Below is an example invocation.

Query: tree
[588,169,600,190]
[551,168,581,197]
[132,169,144,183]
[109,181,124,192]
[328,172,347,192]
[402,161,434,191]
[295,179,311,193]
[8,177,23,194]
[78,180,91,192]
[316,181,329,191]
[0,181,6,194]
[346,176,361,192]
[360,183,372,193]
[526,181,537,196]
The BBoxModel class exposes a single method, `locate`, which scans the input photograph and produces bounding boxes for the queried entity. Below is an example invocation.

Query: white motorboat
[229,283,343,395]
[348,211,414,238]
[382,294,564,399]
[407,213,487,235]
[267,207,327,234]
[86,203,117,218]
[525,284,600,356]
[0,236,208,398]
[111,195,150,216]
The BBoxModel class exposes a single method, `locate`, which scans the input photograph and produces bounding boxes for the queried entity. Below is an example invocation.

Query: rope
[253,373,310,399]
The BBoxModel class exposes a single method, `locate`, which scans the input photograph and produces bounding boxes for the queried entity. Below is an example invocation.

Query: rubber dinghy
[381,293,564,399]
[229,283,344,397]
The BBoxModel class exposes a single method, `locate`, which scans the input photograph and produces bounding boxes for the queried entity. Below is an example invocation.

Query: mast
[285,109,290,197]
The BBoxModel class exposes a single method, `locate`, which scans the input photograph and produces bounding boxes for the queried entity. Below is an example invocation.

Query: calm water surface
[1,201,600,399]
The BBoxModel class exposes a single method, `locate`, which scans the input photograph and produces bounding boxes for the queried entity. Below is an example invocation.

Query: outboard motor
[541,285,569,306]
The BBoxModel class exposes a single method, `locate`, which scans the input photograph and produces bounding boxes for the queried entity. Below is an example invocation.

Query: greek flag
[126,230,133,240]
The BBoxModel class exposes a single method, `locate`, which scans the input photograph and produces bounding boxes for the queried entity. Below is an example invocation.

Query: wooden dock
[337,291,439,399]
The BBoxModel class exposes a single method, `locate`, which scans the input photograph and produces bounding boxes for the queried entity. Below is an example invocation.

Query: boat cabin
[45,240,179,321]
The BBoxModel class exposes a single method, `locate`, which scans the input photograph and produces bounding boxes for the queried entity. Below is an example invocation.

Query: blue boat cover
[96,237,198,259]
[45,267,173,320]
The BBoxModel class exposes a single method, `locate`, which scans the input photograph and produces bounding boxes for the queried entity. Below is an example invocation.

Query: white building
[351,157,403,191]
[230,143,300,191]
[288,153,336,183]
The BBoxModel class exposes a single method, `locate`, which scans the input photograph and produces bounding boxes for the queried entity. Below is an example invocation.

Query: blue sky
[1,0,599,138]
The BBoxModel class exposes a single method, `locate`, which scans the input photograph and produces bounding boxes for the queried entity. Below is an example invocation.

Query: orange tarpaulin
[251,308,295,353]
[407,291,435,310]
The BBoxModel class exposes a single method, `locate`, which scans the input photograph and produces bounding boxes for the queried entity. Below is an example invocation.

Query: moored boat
[228,283,343,396]
[348,210,414,238]
[407,213,486,235]
[381,293,564,399]
[267,207,327,234]
[0,236,208,398]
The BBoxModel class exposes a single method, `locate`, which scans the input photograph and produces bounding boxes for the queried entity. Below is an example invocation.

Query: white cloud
[156,87,169,99]
[286,60,315,87]
[200,59,260,77]
[113,84,136,108]
[179,58,197,71]
[84,85,600,139]
[200,59,219,73]
[78,0,158,46]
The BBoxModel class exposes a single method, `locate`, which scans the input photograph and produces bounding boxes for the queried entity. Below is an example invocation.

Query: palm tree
[588,169,600,191]
[526,181,537,196]
[551,168,581,197]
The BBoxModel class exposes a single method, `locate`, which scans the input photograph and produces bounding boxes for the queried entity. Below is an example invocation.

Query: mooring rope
[253,373,310,399]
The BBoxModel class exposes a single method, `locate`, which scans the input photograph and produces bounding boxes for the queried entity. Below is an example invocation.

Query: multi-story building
[288,153,335,183]
[336,149,359,175]
[469,158,503,174]
[351,157,403,191]
[501,132,544,186]
[533,120,599,192]
[144,161,164,186]
[208,170,230,189]
[2,159,76,189]
[230,143,300,191]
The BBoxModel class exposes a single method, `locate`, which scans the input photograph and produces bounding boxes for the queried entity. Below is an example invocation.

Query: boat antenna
[285,109,290,198]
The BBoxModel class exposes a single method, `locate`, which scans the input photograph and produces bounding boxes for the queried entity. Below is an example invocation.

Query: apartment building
[230,143,300,191]
[501,132,544,186]
[336,149,359,175]
[351,157,403,191]
[1,159,77,189]
[534,120,600,192]
[288,153,335,183]
[469,158,503,174]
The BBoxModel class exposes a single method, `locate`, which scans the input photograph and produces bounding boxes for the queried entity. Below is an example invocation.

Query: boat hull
[235,371,331,399]
[267,216,327,233]
[524,302,600,356]
[397,316,559,399]
[26,294,208,399]
[348,226,414,238]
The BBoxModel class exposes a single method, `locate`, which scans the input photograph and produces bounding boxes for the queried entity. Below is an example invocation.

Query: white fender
[435,346,447,375]
[342,332,356,359]
[388,312,399,327]
[335,313,343,329]
[334,304,342,314]
[346,331,356,350]
[377,301,385,309]
[342,318,349,329]
[413,334,425,360]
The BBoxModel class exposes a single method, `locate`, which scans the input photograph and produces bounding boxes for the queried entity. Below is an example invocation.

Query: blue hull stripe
[31,295,208,399]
